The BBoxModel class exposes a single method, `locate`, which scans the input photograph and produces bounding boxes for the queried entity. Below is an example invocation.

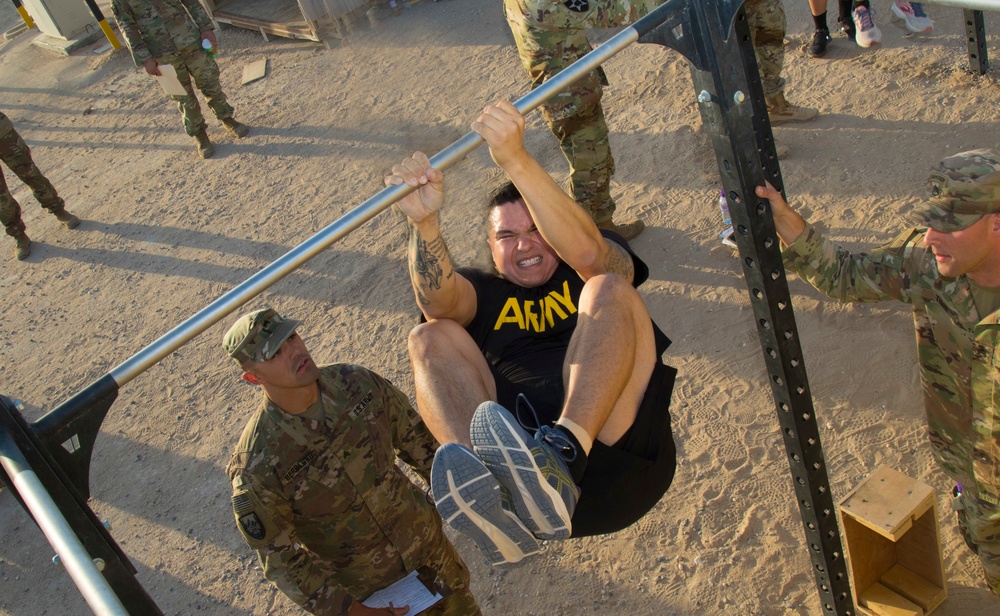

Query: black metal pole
[638,0,852,612]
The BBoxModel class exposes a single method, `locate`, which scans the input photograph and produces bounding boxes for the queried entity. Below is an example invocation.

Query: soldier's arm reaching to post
[756,180,916,304]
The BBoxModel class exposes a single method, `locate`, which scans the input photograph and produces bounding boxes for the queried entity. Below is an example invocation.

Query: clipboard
[361,566,449,614]
[153,64,187,96]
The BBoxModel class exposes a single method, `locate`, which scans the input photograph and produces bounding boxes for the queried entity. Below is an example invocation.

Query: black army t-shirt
[459,231,666,424]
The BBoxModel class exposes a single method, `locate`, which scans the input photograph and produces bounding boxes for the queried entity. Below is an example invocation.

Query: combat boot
[597,218,645,241]
[775,141,790,160]
[765,92,819,125]
[52,208,80,229]
[12,232,30,261]
[222,118,250,138]
[194,130,215,159]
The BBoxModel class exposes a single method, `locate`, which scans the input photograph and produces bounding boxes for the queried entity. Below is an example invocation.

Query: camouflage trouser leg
[744,0,787,98]
[0,170,25,237]
[503,0,659,224]
[168,45,234,136]
[0,127,64,235]
[420,534,482,615]
[956,490,1000,596]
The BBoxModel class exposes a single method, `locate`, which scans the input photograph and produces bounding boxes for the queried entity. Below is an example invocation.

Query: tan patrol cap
[908,149,1000,232]
[223,308,301,365]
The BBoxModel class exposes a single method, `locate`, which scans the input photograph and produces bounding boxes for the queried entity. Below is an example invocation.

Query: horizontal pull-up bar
[106,11,658,389]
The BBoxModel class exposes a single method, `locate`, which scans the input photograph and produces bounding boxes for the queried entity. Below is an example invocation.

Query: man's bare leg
[410,320,541,565]
[561,273,656,447]
[408,319,497,448]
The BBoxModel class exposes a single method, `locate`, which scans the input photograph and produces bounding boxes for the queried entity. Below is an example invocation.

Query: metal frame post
[922,0,996,74]
[0,394,163,614]
[0,428,127,615]
[965,9,989,74]
[636,1,852,612]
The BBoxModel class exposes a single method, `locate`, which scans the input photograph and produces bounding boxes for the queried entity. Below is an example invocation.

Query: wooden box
[838,466,947,616]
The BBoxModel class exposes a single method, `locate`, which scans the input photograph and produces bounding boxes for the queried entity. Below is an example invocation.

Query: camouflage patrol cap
[908,149,1000,232]
[223,308,301,365]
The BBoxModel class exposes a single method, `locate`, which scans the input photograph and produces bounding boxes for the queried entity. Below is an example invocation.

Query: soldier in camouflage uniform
[0,111,81,261]
[756,149,1000,596]
[503,0,816,239]
[111,0,250,159]
[223,308,480,615]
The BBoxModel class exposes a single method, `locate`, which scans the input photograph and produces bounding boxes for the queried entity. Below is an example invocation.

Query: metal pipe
[0,433,128,615]
[109,22,643,387]
[922,0,1000,10]
[82,0,121,49]
[10,0,34,29]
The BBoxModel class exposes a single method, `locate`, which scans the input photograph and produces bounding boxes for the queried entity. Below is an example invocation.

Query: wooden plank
[860,582,923,616]
[881,564,946,612]
[214,13,320,41]
[241,58,268,85]
[209,0,323,41]
[214,0,304,23]
[840,466,935,541]
[841,512,897,602]
[895,503,948,593]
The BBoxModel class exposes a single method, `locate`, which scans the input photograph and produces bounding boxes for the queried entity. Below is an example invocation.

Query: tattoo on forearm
[605,244,635,280]
[409,227,453,305]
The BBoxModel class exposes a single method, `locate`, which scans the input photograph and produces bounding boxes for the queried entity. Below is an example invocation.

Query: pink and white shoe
[892,1,934,34]
[853,6,883,48]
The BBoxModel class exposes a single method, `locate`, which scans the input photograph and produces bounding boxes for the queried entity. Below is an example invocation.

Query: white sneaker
[892,1,934,33]
[853,6,882,48]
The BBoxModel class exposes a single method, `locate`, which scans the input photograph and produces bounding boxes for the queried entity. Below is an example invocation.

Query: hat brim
[907,201,984,232]
[255,318,302,362]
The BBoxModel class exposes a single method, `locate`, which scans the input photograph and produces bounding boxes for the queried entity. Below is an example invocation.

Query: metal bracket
[0,393,163,614]
[965,9,989,75]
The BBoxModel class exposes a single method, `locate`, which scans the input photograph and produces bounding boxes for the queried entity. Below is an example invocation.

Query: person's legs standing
[181,45,249,138]
[0,170,29,260]
[169,53,215,158]
[503,0,656,238]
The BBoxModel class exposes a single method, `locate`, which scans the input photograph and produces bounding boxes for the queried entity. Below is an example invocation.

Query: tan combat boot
[222,118,250,138]
[12,232,30,260]
[765,92,818,125]
[194,130,215,159]
[597,218,645,241]
[52,208,80,229]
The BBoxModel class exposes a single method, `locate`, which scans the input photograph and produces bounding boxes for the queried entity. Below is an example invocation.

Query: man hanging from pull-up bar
[385,100,678,566]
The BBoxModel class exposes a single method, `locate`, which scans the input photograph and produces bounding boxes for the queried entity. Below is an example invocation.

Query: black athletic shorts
[491,360,678,538]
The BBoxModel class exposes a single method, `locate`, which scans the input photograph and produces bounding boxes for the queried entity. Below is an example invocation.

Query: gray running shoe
[471,401,580,540]
[430,443,540,566]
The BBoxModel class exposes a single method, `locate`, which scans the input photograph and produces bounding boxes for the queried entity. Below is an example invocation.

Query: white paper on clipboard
[153,64,187,96]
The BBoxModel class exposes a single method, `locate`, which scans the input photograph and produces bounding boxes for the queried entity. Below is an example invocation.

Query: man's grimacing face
[487,199,560,288]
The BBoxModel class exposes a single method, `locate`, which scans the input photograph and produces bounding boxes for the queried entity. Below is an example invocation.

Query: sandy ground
[2,0,1000,614]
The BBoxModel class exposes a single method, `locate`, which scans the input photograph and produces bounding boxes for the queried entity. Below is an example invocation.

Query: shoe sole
[471,403,573,540]
[431,444,540,566]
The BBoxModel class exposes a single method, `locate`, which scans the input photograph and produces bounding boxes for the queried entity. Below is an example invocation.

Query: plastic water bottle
[718,190,731,225]
[202,38,217,59]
